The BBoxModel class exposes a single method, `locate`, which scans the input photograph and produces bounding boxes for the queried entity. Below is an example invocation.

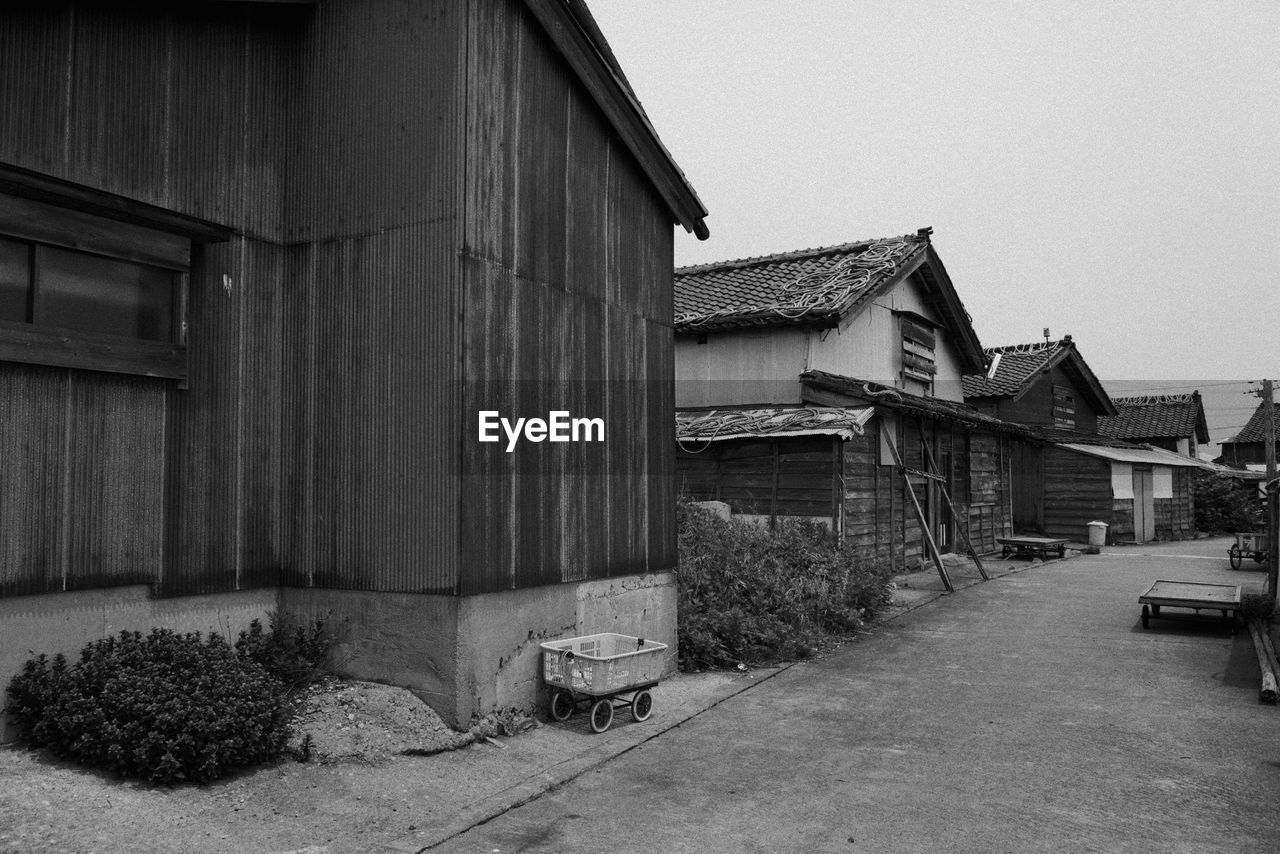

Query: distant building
[1098,393,1209,458]
[1218,401,1280,468]
[675,231,1026,572]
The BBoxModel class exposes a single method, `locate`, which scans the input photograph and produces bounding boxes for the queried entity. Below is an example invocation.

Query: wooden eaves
[524,0,710,240]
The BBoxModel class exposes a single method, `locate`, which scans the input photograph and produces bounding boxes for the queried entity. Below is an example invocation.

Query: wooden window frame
[1052,384,1076,429]
[0,163,229,380]
[899,315,938,387]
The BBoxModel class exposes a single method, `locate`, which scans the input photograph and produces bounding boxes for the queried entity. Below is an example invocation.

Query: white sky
[588,0,1280,388]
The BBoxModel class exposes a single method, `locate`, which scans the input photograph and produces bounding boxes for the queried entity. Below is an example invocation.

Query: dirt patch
[288,678,475,762]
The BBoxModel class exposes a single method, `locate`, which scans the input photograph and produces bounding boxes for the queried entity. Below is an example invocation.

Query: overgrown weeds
[676,500,892,670]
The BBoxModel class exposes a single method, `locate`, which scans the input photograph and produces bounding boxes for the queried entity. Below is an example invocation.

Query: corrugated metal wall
[0,0,676,600]
[459,0,676,594]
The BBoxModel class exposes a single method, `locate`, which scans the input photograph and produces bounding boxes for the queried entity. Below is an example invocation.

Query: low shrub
[676,500,892,670]
[5,629,292,784]
[1192,471,1264,534]
[235,610,339,692]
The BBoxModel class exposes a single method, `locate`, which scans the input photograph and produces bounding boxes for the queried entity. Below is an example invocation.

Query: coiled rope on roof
[676,239,917,329]
[675,407,867,454]
[1113,393,1197,406]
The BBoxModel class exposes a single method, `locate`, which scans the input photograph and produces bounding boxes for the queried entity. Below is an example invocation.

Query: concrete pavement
[423,538,1280,853]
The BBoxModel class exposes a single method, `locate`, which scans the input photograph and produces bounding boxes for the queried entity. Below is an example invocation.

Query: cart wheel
[1141,604,1150,630]
[589,699,614,733]
[550,689,575,722]
[1229,546,1242,570]
[631,689,653,722]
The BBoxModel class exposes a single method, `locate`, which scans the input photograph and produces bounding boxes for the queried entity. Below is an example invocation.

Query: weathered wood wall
[0,4,297,596]
[0,0,679,599]
[457,0,676,593]
[676,437,838,521]
[1041,446,1112,541]
[994,361,1101,433]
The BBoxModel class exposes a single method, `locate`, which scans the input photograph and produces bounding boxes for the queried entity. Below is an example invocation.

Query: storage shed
[1034,438,1202,543]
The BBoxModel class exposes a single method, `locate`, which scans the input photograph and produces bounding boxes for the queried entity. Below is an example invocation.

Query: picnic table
[996,536,1069,560]
[1138,580,1240,634]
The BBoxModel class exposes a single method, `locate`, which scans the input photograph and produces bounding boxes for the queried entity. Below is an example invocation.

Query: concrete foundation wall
[454,570,678,725]
[2,570,678,737]
[277,587,460,720]
[0,585,278,741]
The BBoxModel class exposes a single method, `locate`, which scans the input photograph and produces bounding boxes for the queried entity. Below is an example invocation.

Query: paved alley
[431,539,1280,853]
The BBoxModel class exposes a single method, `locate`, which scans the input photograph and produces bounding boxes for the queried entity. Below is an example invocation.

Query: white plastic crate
[540,632,667,696]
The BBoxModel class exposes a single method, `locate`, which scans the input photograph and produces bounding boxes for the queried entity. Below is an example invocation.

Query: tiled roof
[1097,394,1207,442]
[673,236,927,333]
[1224,401,1280,444]
[960,341,1067,398]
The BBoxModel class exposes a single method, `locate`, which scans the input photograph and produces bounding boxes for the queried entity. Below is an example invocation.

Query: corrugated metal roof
[676,406,873,443]
[1057,442,1209,468]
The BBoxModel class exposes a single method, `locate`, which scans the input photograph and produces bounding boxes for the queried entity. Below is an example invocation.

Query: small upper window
[900,316,937,388]
[1052,384,1076,428]
[0,163,229,380]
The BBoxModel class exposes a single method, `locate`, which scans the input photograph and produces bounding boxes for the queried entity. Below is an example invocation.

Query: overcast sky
[589,0,1279,395]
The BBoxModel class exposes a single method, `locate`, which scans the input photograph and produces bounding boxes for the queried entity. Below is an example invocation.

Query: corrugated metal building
[0,0,707,728]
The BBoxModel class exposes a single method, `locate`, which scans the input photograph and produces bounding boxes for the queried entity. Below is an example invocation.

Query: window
[900,316,937,387]
[1,240,178,342]
[1052,384,1075,428]
[0,165,228,379]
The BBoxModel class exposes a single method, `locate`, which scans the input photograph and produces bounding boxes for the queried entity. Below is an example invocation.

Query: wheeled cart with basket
[1229,532,1268,569]
[541,633,668,733]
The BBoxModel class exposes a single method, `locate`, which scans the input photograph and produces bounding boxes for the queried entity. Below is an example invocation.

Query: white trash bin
[1087,521,1108,547]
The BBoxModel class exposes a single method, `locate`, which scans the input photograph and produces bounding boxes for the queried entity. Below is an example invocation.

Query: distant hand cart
[541,633,668,733]
[1139,580,1240,634]
[1228,532,1268,570]
[997,536,1069,560]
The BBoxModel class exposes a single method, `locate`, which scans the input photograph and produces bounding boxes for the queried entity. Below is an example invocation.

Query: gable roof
[1223,400,1280,445]
[673,231,986,372]
[960,336,1116,417]
[1098,392,1210,444]
[527,0,709,239]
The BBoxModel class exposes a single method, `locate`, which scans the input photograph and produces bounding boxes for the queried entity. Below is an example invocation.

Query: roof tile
[673,237,926,333]
[1098,394,1204,441]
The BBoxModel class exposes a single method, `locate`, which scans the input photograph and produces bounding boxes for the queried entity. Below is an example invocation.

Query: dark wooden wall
[1041,447,1111,541]
[0,0,679,599]
[458,0,676,594]
[0,4,297,596]
[676,437,838,522]
[993,362,1101,433]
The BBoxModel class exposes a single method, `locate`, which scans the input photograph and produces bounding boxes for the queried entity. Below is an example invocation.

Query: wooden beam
[884,431,953,592]
[921,432,988,580]
[0,323,186,379]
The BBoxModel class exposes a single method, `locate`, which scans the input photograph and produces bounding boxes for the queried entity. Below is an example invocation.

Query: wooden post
[884,431,953,592]
[921,433,988,580]
[1265,380,1277,599]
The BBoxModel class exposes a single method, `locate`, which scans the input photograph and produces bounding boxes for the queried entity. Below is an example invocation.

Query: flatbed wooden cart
[997,536,1069,560]
[1139,581,1240,634]
[1228,532,1268,570]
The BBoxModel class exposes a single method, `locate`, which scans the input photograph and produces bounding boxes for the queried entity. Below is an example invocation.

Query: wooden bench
[996,536,1069,560]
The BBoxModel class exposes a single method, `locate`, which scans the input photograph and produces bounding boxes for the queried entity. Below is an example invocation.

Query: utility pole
[1265,380,1278,598]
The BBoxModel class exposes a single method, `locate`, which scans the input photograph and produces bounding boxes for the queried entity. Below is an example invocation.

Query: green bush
[235,610,338,692]
[1192,471,1264,534]
[676,500,892,670]
[5,629,292,784]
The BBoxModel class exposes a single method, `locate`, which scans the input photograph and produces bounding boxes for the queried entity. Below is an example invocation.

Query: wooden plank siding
[457,0,675,594]
[0,0,679,600]
[1041,446,1112,541]
[676,416,1014,572]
